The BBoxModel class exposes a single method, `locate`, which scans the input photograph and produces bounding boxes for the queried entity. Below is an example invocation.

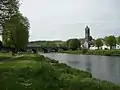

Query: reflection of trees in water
[86,62,91,72]
[67,60,80,68]
[66,55,81,67]
[68,60,80,64]
[106,58,120,83]
[85,56,92,73]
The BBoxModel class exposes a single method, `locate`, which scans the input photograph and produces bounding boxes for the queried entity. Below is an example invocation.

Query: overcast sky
[19,0,120,41]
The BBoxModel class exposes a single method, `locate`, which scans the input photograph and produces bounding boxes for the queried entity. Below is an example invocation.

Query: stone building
[84,26,92,49]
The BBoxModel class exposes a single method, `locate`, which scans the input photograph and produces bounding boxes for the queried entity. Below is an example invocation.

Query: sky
[19,0,120,41]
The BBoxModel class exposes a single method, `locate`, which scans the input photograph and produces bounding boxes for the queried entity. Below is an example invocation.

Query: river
[42,53,120,85]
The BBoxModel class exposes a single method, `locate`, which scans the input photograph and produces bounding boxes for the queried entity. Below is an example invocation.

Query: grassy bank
[59,50,120,56]
[0,53,120,90]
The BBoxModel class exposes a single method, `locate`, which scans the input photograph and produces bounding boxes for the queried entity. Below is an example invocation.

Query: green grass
[0,52,13,61]
[0,53,120,90]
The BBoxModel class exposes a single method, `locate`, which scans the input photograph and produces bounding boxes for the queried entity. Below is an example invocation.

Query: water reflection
[66,55,81,69]
[43,53,120,85]
[68,60,80,64]
[106,57,120,84]
[85,56,92,73]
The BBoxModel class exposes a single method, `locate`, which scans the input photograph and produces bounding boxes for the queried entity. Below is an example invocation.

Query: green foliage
[66,39,71,47]
[85,50,120,56]
[105,36,116,49]
[0,0,19,28]
[95,38,103,49]
[2,12,30,49]
[60,50,120,56]
[29,40,66,47]
[30,41,60,47]
[82,49,88,54]
[117,36,120,45]
[69,39,81,50]
[46,41,57,47]
[0,54,120,90]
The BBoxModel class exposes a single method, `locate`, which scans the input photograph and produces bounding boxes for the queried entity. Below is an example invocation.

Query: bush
[82,49,88,54]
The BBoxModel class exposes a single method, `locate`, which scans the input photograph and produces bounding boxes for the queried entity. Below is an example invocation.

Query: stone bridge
[0,44,68,53]
[27,45,68,53]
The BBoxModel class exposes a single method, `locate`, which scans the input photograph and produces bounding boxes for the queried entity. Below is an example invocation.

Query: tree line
[30,35,120,51]
[64,35,120,50]
[95,36,120,50]
[0,0,30,53]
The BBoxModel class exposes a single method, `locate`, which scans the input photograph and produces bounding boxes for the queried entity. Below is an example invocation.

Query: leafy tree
[95,38,103,49]
[105,36,116,49]
[2,12,30,51]
[0,0,19,30]
[69,39,81,50]
[60,42,67,47]
[46,41,57,47]
[66,39,71,47]
[117,36,120,45]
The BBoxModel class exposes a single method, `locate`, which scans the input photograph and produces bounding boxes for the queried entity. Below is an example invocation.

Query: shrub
[82,49,88,54]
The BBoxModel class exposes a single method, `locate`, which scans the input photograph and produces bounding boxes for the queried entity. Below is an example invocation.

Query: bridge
[0,44,68,53]
[27,45,69,53]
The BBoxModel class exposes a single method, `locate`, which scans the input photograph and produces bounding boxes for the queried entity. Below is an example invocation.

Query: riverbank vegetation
[0,53,120,90]
[59,50,120,56]
[1,0,30,54]
[58,36,120,56]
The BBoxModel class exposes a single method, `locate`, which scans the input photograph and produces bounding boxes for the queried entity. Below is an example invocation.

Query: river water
[42,53,120,85]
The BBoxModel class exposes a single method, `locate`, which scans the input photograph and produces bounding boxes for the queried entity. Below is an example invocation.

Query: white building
[116,44,120,49]
[101,44,110,50]
[89,45,98,50]
[89,44,120,50]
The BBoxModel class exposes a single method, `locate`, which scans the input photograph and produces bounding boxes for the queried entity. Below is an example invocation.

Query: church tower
[84,26,90,49]
[85,26,90,42]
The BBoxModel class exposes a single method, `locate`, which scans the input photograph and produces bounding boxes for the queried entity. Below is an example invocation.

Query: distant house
[116,44,120,49]
[90,46,98,50]
[89,44,120,50]
[101,44,110,50]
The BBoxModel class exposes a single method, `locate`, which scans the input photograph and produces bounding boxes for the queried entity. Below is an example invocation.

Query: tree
[46,41,57,47]
[95,39,103,49]
[0,0,19,30]
[105,36,116,49]
[117,36,120,45]
[0,41,3,51]
[60,42,67,47]
[2,12,30,51]
[69,39,81,50]
[66,39,71,47]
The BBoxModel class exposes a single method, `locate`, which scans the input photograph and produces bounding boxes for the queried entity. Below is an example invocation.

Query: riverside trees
[1,0,30,53]
[66,39,81,50]
[95,39,103,49]
[2,12,30,51]
[117,36,120,45]
[0,0,19,30]
[65,35,120,50]
[105,36,117,50]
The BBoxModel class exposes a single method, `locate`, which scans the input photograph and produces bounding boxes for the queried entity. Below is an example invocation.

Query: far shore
[58,50,120,56]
